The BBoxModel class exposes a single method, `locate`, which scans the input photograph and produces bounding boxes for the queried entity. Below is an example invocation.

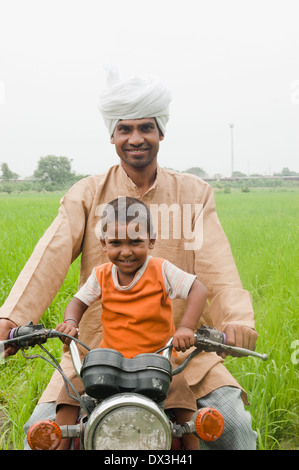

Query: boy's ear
[149,234,156,249]
[100,238,107,251]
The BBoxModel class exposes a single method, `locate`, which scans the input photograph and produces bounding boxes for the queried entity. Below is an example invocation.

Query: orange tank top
[94,257,175,358]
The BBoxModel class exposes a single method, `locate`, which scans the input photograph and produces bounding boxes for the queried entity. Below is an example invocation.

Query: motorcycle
[2,323,268,450]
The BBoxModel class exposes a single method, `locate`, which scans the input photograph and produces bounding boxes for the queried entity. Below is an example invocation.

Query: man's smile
[124,147,150,155]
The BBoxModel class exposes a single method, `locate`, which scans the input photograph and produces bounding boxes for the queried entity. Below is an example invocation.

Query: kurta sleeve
[0,179,94,326]
[194,184,255,331]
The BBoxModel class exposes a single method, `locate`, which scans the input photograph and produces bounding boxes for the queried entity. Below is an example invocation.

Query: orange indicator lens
[27,419,62,450]
[195,407,224,441]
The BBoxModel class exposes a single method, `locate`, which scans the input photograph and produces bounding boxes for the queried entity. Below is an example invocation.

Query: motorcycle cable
[2,329,91,416]
[1,329,91,352]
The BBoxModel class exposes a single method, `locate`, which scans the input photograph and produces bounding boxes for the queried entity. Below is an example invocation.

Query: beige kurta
[0,164,255,404]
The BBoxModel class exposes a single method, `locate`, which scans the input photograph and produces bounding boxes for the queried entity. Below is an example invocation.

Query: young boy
[55,197,208,450]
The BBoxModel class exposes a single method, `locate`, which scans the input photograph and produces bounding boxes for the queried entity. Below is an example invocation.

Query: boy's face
[101,222,155,277]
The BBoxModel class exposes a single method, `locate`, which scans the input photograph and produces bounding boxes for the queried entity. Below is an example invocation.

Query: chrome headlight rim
[84,393,171,450]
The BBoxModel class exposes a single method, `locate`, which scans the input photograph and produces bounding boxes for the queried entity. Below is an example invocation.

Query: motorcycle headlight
[84,394,171,450]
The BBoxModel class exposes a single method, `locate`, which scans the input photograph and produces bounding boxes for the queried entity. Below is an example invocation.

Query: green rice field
[0,189,298,450]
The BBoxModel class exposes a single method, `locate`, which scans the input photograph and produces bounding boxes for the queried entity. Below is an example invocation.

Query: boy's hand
[56,321,78,345]
[172,326,195,352]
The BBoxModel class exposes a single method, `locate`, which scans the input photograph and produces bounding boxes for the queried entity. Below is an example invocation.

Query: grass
[214,190,299,449]
[0,189,298,450]
[0,193,81,449]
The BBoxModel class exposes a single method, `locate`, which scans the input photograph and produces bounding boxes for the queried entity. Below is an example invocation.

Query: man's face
[110,118,164,170]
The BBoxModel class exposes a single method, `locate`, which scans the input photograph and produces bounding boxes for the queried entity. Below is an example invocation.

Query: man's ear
[110,135,115,144]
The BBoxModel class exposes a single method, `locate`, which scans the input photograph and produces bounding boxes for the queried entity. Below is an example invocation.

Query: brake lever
[194,325,268,361]
[195,337,268,361]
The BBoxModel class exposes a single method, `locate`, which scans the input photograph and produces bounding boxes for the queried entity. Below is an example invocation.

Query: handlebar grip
[194,325,227,346]
[12,323,45,338]
[10,322,49,349]
[8,328,19,349]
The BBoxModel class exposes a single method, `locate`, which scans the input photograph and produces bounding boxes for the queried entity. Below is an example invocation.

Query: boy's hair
[100,196,154,239]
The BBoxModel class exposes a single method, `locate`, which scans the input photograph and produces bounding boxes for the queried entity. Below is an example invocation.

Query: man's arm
[194,184,257,352]
[0,179,94,352]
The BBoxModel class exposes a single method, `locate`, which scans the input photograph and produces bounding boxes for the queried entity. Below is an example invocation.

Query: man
[0,69,258,449]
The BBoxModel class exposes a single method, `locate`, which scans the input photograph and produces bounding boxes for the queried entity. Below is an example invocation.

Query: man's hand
[220,324,258,359]
[0,318,18,358]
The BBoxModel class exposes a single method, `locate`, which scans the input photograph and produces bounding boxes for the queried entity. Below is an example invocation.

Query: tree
[274,167,299,177]
[0,162,19,180]
[34,155,76,185]
[184,167,208,178]
[232,171,247,177]
[281,167,299,176]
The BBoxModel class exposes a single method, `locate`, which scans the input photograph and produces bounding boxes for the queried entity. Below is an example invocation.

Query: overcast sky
[0,0,298,178]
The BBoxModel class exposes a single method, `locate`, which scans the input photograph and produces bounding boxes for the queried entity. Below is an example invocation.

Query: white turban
[98,67,172,136]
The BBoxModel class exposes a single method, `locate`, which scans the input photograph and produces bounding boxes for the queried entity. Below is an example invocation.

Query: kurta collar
[118,164,161,198]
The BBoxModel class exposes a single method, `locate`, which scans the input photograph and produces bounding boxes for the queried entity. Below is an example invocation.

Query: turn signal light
[27,419,62,450]
[194,407,224,441]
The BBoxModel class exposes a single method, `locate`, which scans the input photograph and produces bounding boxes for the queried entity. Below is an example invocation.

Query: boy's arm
[56,297,88,345]
[172,280,207,352]
[56,269,101,344]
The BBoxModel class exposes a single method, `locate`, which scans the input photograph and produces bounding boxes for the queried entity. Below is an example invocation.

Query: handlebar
[1,322,268,363]
[1,322,268,417]
[1,322,90,351]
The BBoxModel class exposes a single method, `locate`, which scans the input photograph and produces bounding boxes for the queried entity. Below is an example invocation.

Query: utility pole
[229,123,234,177]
